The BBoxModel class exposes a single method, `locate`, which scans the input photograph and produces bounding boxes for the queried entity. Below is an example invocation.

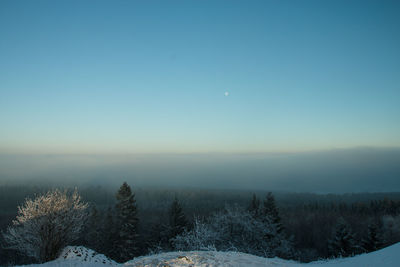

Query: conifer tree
[114,182,139,262]
[248,193,261,218]
[328,218,357,257]
[168,197,188,247]
[147,218,170,253]
[362,223,383,252]
[85,205,101,251]
[101,206,117,258]
[263,192,283,233]
[261,193,294,258]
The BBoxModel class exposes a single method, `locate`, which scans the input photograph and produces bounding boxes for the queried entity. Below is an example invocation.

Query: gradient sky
[1,0,399,154]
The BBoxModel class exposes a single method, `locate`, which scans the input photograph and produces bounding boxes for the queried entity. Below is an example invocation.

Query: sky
[0,0,399,155]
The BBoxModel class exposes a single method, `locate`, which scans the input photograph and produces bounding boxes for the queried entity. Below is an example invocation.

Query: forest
[1,183,400,266]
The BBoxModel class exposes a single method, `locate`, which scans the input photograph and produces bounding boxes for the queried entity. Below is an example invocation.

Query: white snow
[16,242,400,267]
[16,247,117,267]
[58,247,116,265]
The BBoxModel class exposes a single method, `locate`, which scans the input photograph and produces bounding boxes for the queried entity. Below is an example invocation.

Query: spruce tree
[261,192,294,258]
[85,205,101,251]
[168,197,188,247]
[328,218,357,257]
[248,193,261,218]
[362,223,383,252]
[147,218,170,253]
[114,182,139,262]
[101,206,118,258]
[263,192,283,233]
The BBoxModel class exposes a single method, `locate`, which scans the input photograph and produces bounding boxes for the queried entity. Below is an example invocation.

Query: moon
[224,91,229,97]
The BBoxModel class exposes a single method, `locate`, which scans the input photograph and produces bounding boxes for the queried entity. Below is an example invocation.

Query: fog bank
[0,147,399,193]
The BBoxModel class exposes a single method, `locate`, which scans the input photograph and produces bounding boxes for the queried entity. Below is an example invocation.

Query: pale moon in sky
[224,91,229,96]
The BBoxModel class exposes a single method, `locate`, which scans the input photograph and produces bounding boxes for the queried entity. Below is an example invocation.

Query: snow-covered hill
[18,242,400,267]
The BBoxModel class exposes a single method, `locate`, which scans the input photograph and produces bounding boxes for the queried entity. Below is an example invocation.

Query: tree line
[1,184,400,265]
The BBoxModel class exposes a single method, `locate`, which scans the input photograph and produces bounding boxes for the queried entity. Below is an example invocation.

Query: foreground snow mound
[311,242,400,267]
[58,246,116,265]
[126,243,400,267]
[16,242,400,267]
[17,246,117,267]
[125,251,295,267]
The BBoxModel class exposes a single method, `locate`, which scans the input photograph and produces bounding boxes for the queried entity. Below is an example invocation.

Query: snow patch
[58,246,116,265]
[15,242,400,267]
[125,251,295,267]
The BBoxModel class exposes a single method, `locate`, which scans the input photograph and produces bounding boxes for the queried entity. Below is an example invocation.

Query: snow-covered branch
[2,188,89,263]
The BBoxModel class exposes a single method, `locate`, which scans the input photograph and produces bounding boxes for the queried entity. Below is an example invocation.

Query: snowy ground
[17,242,400,267]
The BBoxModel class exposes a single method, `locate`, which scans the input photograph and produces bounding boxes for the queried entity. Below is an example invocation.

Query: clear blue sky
[1,0,399,154]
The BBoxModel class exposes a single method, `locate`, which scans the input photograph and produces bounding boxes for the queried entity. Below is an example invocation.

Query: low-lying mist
[0,147,399,193]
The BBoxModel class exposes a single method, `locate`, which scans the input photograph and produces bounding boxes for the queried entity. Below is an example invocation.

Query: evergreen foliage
[263,192,284,233]
[168,197,188,244]
[1,185,400,265]
[328,218,357,257]
[100,206,118,258]
[248,194,261,218]
[146,218,170,253]
[362,223,383,252]
[85,205,101,251]
[114,182,139,262]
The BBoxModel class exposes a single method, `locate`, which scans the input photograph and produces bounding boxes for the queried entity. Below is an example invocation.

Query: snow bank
[125,250,297,267]
[311,242,400,267]
[58,247,116,265]
[16,242,400,267]
[17,246,117,267]
[126,243,400,267]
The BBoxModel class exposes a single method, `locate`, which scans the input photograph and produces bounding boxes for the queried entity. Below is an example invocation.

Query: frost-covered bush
[172,205,294,258]
[2,188,89,263]
[172,217,218,251]
[210,206,275,256]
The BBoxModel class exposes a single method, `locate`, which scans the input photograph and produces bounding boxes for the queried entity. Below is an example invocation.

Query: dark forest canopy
[1,184,400,265]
